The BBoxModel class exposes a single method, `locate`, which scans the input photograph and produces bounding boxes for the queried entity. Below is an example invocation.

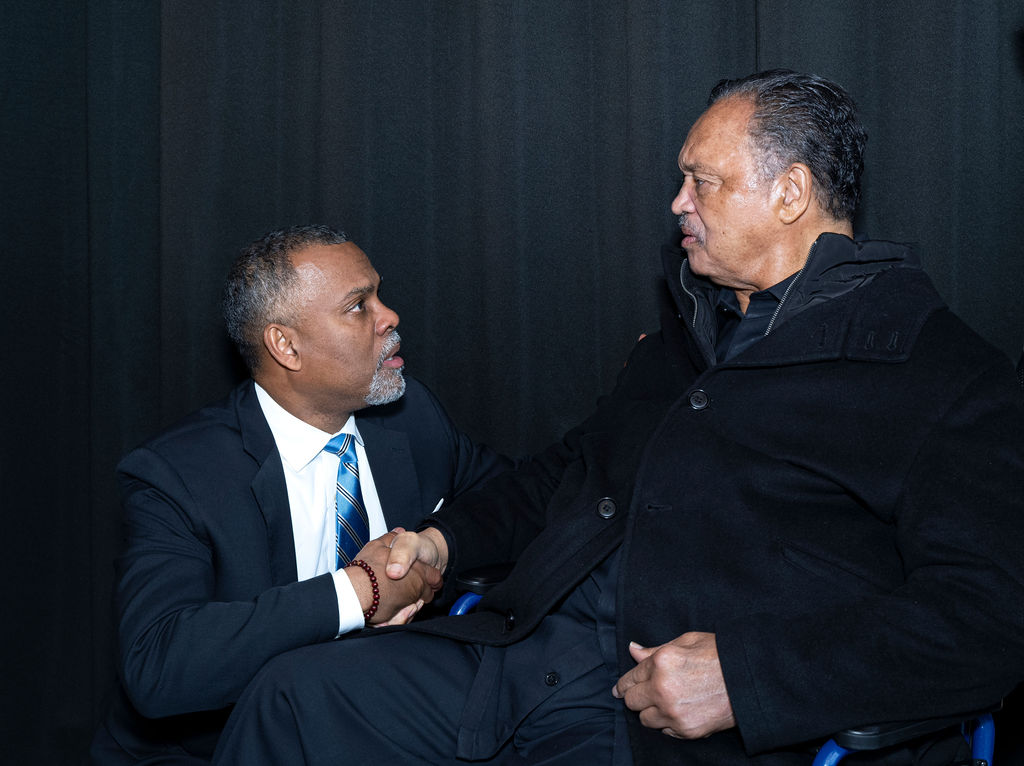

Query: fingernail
[611,685,621,698]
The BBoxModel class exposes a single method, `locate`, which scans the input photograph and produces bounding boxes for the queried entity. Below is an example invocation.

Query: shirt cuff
[331,567,367,635]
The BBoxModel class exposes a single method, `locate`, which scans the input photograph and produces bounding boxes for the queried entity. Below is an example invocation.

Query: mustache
[678,214,702,243]
[376,331,401,368]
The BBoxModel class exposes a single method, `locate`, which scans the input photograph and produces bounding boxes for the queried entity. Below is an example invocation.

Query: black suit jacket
[92,377,510,763]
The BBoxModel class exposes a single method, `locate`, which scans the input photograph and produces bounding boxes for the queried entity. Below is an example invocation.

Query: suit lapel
[235,381,299,585]
[358,417,424,529]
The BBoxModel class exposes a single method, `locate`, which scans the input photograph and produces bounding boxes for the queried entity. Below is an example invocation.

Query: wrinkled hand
[348,528,443,625]
[613,632,735,739]
[384,526,449,580]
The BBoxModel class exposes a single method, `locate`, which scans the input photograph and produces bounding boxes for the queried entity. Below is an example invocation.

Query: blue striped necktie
[324,433,368,567]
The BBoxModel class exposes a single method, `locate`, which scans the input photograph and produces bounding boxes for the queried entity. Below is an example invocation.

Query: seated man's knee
[243,641,352,708]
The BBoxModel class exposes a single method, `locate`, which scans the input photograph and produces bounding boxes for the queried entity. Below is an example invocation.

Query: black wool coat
[415,234,1024,764]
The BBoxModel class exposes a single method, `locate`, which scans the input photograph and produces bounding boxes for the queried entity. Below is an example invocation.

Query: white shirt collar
[253,382,363,472]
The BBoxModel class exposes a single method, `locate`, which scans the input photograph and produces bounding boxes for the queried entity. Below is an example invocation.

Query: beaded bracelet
[346,559,380,622]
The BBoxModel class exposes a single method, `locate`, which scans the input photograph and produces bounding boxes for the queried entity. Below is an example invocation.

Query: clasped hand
[349,528,445,625]
[613,631,735,739]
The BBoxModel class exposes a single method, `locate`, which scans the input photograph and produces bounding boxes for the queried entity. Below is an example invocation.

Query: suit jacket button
[504,610,516,631]
[597,497,617,519]
[544,672,560,687]
[689,389,709,409]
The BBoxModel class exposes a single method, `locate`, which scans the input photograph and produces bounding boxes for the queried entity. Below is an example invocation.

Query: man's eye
[350,300,365,313]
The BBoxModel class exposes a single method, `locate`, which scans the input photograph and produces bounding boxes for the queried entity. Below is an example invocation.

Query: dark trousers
[211,627,630,765]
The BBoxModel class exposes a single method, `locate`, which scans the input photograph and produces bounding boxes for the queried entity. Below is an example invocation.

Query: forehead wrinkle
[680,97,757,168]
[679,158,718,175]
[678,130,725,176]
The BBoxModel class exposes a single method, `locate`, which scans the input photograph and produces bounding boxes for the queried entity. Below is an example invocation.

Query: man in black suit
[213,73,1024,765]
[89,225,511,763]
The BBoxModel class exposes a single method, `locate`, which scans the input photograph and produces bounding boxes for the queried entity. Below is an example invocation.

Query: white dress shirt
[255,383,388,634]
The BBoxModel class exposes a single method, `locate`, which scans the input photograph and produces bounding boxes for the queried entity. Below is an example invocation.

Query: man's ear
[775,162,813,225]
[263,324,302,371]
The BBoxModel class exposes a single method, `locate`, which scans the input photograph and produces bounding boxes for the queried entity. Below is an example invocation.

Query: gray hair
[709,69,867,222]
[223,224,349,372]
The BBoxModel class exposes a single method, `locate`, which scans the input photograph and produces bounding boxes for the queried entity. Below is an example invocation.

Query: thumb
[385,531,420,579]
[628,641,655,662]
[386,530,441,579]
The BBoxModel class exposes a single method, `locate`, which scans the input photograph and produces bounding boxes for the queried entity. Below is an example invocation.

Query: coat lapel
[235,381,299,585]
[358,417,425,530]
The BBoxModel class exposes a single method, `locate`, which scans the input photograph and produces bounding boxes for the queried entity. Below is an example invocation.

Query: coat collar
[663,234,945,367]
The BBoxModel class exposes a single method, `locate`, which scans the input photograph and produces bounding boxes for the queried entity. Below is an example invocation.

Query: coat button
[504,610,516,631]
[596,497,617,519]
[544,672,560,687]
[689,389,709,409]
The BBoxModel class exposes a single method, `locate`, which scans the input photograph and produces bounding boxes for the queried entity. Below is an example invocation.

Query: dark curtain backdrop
[3,1,1022,762]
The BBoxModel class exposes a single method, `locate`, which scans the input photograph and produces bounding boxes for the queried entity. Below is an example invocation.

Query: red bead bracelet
[347,559,380,622]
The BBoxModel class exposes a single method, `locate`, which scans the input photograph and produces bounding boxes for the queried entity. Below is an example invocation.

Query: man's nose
[671,180,695,215]
[376,303,399,335]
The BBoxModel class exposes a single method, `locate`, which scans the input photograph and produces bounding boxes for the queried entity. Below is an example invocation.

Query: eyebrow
[336,281,376,308]
[680,160,717,175]
[348,273,381,298]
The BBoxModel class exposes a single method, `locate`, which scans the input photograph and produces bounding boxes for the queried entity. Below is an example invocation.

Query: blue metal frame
[811,713,994,766]
[449,591,483,615]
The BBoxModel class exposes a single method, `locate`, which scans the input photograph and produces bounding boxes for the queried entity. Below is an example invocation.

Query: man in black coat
[212,73,1024,765]
[90,225,511,763]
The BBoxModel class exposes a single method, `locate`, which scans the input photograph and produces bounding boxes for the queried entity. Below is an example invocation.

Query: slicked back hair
[223,224,349,373]
[708,69,867,222]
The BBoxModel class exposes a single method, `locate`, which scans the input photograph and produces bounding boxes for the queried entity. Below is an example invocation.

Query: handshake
[344,527,451,626]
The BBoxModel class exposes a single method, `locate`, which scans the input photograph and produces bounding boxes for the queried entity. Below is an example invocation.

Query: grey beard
[365,332,406,406]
